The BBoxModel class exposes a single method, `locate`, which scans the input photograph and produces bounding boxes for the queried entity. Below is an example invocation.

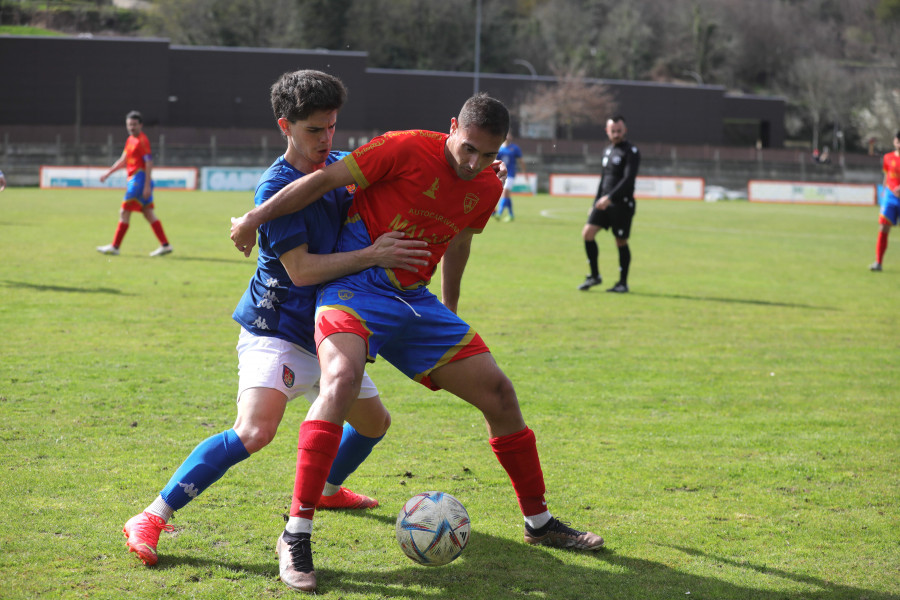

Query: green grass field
[0,188,897,599]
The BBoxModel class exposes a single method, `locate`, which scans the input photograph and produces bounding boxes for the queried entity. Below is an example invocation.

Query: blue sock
[327,423,383,486]
[159,429,250,511]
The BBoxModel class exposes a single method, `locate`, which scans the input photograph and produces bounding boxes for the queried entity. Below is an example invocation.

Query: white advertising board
[40,166,198,190]
[200,167,267,191]
[509,172,538,195]
[549,174,705,200]
[748,180,876,206]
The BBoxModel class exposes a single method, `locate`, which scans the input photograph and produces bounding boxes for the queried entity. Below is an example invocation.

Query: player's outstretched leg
[433,354,606,553]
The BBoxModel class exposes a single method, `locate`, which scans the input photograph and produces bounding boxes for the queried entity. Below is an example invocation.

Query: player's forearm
[440,235,472,313]
[248,165,349,230]
[283,248,378,288]
[106,154,126,175]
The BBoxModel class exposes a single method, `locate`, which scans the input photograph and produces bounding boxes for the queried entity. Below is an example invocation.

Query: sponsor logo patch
[338,290,354,301]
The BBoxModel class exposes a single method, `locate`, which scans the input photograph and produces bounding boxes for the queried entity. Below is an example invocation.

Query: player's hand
[369,231,430,272]
[491,160,508,184]
[231,215,257,257]
[99,174,108,183]
[594,196,611,210]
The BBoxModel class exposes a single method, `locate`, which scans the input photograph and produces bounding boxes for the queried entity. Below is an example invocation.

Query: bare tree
[789,55,850,151]
[517,63,617,140]
[853,80,900,150]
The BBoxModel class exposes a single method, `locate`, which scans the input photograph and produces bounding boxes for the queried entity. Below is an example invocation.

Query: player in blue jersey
[122,70,430,567]
[493,132,525,221]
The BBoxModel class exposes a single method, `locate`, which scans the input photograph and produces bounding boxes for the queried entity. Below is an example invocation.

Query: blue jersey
[232,152,352,353]
[497,143,523,178]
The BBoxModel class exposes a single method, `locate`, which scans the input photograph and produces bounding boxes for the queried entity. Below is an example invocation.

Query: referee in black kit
[578,114,640,293]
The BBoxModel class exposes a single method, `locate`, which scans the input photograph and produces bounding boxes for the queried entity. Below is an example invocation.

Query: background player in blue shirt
[493,132,525,221]
[123,70,429,567]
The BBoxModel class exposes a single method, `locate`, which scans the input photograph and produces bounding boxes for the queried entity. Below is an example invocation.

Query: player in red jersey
[97,110,173,257]
[232,94,603,594]
[871,130,900,271]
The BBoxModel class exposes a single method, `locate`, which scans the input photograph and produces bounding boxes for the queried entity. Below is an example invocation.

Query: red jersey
[343,130,502,288]
[883,151,900,191]
[124,132,152,177]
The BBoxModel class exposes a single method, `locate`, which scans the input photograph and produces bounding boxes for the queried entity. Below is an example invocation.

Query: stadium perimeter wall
[1,34,879,190]
[2,35,787,170]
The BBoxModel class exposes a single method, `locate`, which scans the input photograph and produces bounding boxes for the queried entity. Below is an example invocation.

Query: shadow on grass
[163,511,889,600]
[2,279,132,295]
[632,291,838,311]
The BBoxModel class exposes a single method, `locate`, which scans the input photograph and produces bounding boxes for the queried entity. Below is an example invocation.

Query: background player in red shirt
[232,94,604,593]
[871,130,900,271]
[97,110,173,257]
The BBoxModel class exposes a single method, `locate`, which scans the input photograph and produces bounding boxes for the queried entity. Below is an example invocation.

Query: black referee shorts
[587,198,636,239]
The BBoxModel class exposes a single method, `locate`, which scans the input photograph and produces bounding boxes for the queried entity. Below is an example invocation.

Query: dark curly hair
[270,70,347,133]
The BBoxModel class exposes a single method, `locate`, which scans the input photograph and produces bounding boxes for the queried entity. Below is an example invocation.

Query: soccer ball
[395,491,470,566]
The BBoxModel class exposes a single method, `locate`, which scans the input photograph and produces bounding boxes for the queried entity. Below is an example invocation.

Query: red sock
[112,222,129,248]
[876,230,889,264]
[151,220,169,246]
[490,427,547,516]
[289,420,342,520]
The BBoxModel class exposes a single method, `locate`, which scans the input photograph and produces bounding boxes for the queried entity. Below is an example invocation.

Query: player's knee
[485,373,520,416]
[234,421,278,453]
[378,410,392,436]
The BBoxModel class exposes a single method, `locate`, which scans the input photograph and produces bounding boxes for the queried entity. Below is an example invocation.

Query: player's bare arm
[230,160,355,255]
[142,157,153,200]
[279,231,430,287]
[440,228,475,314]
[100,152,127,183]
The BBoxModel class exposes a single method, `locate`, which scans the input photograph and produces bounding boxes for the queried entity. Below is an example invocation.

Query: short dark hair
[609,114,626,124]
[895,130,900,141]
[126,110,143,123]
[270,70,347,128]
[458,93,509,138]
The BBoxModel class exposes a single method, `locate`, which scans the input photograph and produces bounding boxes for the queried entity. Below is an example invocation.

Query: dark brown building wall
[0,35,785,148]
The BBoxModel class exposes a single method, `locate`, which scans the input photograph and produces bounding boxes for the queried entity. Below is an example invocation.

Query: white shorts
[236,327,378,403]
[503,174,516,191]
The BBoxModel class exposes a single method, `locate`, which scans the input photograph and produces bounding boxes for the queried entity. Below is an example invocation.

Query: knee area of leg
[237,425,277,453]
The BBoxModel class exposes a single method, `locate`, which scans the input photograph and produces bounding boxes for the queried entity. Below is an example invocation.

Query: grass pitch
[0,188,897,599]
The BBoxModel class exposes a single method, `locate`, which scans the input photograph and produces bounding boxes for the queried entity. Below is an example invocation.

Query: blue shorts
[124,171,154,205]
[880,187,900,226]
[314,270,489,390]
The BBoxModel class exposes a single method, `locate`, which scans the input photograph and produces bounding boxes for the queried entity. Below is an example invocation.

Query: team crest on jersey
[338,290,354,301]
[463,192,479,214]
[282,365,295,388]
[345,184,357,194]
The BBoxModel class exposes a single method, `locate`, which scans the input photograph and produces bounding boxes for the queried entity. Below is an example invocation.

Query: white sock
[321,482,340,497]
[285,517,313,535]
[145,496,174,522]
[524,511,552,530]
